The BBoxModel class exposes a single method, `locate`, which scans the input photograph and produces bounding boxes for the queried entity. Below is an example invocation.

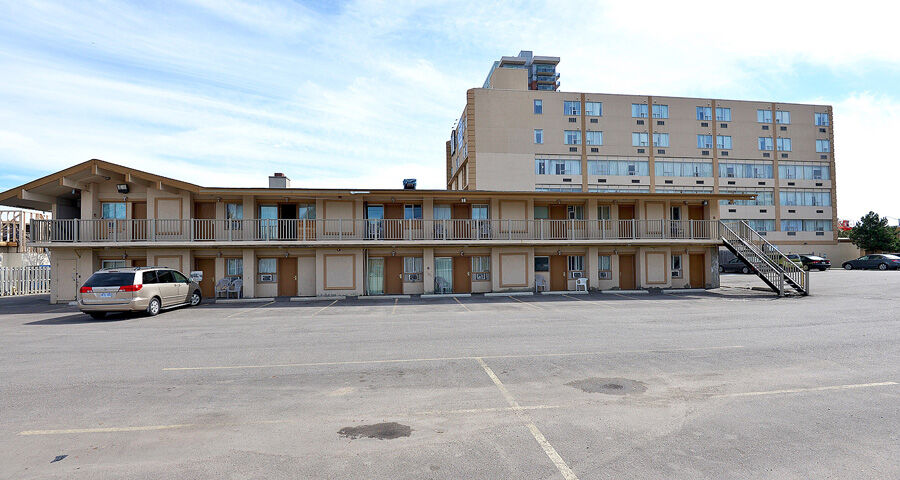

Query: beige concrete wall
[316,248,363,296]
[488,67,528,90]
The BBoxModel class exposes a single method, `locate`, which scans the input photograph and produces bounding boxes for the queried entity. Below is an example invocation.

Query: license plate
[99,293,113,298]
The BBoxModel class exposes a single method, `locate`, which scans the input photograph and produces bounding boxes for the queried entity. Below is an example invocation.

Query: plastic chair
[227,278,243,298]
[434,276,451,294]
[535,276,548,292]
[575,277,588,292]
[215,278,231,298]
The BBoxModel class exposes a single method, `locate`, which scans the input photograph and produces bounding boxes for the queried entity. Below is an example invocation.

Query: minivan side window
[142,271,158,284]
[172,271,188,283]
[156,270,176,283]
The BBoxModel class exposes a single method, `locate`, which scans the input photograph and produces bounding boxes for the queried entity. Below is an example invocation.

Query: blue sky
[1,1,899,222]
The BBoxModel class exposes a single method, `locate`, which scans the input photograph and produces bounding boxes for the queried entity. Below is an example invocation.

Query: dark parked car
[842,254,900,271]
[799,255,831,271]
[719,257,752,274]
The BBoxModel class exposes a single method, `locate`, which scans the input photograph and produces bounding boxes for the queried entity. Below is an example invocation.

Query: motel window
[533,99,542,114]
[534,256,550,272]
[567,205,584,220]
[563,101,580,115]
[567,255,585,278]
[404,204,423,219]
[652,133,669,147]
[534,129,543,144]
[598,255,611,272]
[816,139,831,153]
[716,135,732,150]
[697,135,713,149]
[672,255,682,278]
[585,131,603,146]
[298,204,316,219]
[258,258,276,282]
[598,205,611,220]
[226,258,243,277]
[631,103,648,118]
[775,111,791,124]
[632,132,649,147]
[534,206,549,219]
[472,256,491,282]
[758,137,774,151]
[815,112,829,126]
[652,104,668,119]
[564,130,582,145]
[101,202,126,219]
[101,260,126,269]
[716,107,731,122]
[696,107,712,120]
[777,137,792,151]
[403,257,423,282]
[226,203,243,229]
[757,109,773,123]
[585,101,602,116]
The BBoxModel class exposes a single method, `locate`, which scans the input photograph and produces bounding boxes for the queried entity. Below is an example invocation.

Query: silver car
[78,267,202,319]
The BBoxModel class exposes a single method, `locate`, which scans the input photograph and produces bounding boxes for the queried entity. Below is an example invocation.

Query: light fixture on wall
[391,250,396,256]
[217,251,222,258]
[614,249,618,255]
[556,249,561,256]
[116,184,129,194]
[702,201,708,205]
[121,253,127,260]
[458,250,464,256]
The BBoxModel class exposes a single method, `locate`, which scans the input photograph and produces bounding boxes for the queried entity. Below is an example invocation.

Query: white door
[298,257,316,296]
[57,259,77,301]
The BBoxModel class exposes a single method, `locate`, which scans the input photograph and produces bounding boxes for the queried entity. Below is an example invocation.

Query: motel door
[618,254,636,290]
[452,256,471,293]
[278,257,298,297]
[549,255,568,291]
[384,256,403,294]
[194,258,216,299]
[689,253,705,288]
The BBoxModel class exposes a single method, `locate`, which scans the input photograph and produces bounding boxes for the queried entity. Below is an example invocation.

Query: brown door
[618,254,636,290]
[452,256,471,293]
[550,255,568,291]
[384,256,403,294]
[278,257,298,297]
[132,258,147,268]
[618,204,635,237]
[452,204,471,239]
[689,253,705,288]
[549,205,567,239]
[278,204,298,239]
[688,205,704,220]
[194,202,216,240]
[687,205,705,238]
[194,258,216,299]
[384,204,404,239]
[132,202,147,241]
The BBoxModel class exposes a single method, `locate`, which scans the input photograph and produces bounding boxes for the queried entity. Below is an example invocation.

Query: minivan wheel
[843,264,852,270]
[741,266,750,274]
[88,312,106,320]
[718,265,724,273]
[878,263,887,270]
[147,297,161,316]
[190,291,201,306]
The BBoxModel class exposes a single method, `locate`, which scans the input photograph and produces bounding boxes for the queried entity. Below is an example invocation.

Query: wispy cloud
[0,0,898,219]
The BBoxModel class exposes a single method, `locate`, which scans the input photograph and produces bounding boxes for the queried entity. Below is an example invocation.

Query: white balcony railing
[30,219,720,244]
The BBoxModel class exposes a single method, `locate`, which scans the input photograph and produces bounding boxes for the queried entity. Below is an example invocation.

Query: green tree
[848,212,900,252]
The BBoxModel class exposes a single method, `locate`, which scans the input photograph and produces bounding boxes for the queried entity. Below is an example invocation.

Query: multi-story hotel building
[446,55,837,253]
[0,159,808,304]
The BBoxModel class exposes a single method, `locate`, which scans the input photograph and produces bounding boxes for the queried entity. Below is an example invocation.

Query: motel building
[0,159,790,304]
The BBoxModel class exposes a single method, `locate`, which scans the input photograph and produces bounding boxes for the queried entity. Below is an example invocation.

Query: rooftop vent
[403,179,417,190]
[269,172,290,188]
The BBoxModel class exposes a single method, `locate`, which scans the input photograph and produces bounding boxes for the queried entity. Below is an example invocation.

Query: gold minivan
[78,267,202,319]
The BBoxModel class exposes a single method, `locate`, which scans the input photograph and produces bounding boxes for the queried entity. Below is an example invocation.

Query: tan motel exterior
[0,160,756,304]
[446,65,838,256]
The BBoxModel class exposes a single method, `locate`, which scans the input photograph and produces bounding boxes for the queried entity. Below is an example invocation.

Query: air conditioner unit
[598,271,611,279]
[570,271,584,279]
[473,272,490,282]
[406,273,421,282]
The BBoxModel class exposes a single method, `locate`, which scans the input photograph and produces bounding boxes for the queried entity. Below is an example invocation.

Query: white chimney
[269,172,290,188]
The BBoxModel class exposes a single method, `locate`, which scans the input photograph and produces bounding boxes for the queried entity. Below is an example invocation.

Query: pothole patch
[338,422,411,440]
[566,377,647,395]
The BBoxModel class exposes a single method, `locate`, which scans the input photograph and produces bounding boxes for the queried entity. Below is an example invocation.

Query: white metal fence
[0,265,51,297]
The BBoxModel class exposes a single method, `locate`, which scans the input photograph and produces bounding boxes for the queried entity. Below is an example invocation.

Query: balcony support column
[423,247,435,294]
[242,248,255,298]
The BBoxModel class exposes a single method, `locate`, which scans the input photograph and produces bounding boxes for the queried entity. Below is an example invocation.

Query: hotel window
[652,133,669,147]
[632,103,648,118]
[715,107,732,121]
[585,131,603,146]
[535,159,581,175]
[779,164,830,180]
[535,256,550,272]
[803,219,832,231]
[697,135,713,148]
[258,258,276,282]
[719,189,774,206]
[101,260,126,269]
[780,190,831,206]
[696,106,712,120]
[298,204,315,219]
[652,104,668,119]
[632,132,649,146]
[101,202,126,219]
[598,205,611,220]
[777,137,792,151]
[775,111,791,124]
[588,159,649,176]
[564,130,582,145]
[758,137,774,151]
[563,101,580,115]
[757,109,773,123]
[226,203,243,229]
[567,205,584,220]
[816,139,831,152]
[533,99,542,114]
[534,206,549,219]
[716,135,732,149]
[815,112,829,126]
[404,204,423,219]
[720,162,773,179]
[226,258,243,277]
[743,219,775,232]
[655,161,713,177]
[781,219,802,232]
[534,129,543,144]
[472,256,491,281]
[568,255,585,278]
[403,257,423,282]
[585,101,602,116]
[598,255,611,273]
[671,255,682,278]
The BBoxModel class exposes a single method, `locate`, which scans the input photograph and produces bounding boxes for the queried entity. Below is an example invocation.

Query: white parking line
[453,296,471,312]
[414,404,559,415]
[162,345,745,371]
[18,419,297,436]
[475,357,578,480]
[508,295,543,310]
[312,299,339,316]
[225,301,274,318]
[713,381,898,398]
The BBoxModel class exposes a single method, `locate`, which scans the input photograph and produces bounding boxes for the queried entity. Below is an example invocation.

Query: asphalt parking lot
[1,270,898,479]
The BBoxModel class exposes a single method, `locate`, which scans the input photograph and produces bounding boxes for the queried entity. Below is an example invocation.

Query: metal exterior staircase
[719,220,809,296]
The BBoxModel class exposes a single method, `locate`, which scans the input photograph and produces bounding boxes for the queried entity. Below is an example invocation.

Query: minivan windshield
[84,273,135,287]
